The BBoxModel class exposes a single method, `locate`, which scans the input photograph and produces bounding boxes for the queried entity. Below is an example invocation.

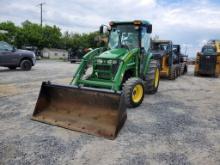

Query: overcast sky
[0,0,220,57]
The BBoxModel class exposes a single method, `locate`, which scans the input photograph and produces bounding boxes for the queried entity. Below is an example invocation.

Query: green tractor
[32,20,160,139]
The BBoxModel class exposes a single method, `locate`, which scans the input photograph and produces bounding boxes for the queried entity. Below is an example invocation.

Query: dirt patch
[0,84,21,97]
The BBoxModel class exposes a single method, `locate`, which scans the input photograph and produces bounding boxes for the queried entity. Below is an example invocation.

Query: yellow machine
[151,40,181,80]
[194,40,220,77]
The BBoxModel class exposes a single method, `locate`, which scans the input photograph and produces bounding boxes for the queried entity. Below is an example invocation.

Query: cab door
[0,43,10,65]
[0,42,16,65]
[140,26,150,76]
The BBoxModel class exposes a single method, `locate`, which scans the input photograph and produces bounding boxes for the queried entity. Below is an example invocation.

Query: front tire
[20,60,32,71]
[123,78,144,108]
[181,64,187,75]
[145,60,160,94]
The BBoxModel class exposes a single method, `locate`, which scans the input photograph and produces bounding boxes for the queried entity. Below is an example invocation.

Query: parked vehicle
[32,20,160,139]
[22,45,41,60]
[194,40,220,77]
[151,40,181,80]
[173,44,188,75]
[0,41,36,70]
[68,47,92,63]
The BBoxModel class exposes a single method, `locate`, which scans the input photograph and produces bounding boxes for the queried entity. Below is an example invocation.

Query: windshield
[152,43,169,51]
[202,46,216,55]
[108,25,139,50]
[0,41,13,51]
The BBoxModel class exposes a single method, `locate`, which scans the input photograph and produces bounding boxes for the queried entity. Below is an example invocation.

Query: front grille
[97,73,111,79]
[200,55,216,73]
[95,64,119,80]
[96,65,111,71]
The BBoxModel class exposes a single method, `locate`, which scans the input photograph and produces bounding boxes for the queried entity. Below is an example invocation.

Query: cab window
[141,27,150,53]
[0,42,13,51]
[202,47,216,54]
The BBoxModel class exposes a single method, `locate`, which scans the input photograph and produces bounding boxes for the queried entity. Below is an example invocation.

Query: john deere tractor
[151,40,181,80]
[194,40,220,77]
[32,20,160,139]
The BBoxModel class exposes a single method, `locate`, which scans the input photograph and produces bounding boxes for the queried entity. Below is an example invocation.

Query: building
[42,48,68,60]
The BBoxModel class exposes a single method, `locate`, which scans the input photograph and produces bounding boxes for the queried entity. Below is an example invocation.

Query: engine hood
[98,48,128,59]
[17,49,35,55]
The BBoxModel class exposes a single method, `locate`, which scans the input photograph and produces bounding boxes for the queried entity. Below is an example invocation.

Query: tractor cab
[201,45,217,55]
[80,20,153,90]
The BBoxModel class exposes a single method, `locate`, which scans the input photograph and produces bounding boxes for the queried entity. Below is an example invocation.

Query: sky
[0,0,220,57]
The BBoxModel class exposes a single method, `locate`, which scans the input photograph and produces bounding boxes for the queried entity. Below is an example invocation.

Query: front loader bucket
[32,82,126,139]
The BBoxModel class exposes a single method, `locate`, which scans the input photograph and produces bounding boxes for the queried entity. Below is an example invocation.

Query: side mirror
[12,46,16,52]
[99,25,104,34]
[147,24,152,33]
[99,25,110,35]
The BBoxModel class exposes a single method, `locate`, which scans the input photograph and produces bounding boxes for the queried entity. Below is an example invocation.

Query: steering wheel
[121,44,129,50]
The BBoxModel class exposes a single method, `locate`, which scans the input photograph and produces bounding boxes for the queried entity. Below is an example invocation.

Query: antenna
[37,2,46,27]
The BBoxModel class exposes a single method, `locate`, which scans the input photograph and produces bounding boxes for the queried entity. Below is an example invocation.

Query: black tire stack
[145,60,160,94]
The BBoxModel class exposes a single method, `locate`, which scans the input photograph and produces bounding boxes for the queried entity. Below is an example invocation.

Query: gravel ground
[0,60,220,165]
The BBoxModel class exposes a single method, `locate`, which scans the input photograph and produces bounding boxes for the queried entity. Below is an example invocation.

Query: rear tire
[175,68,179,78]
[194,71,199,76]
[123,78,144,108]
[145,60,160,94]
[20,60,32,71]
[169,66,176,80]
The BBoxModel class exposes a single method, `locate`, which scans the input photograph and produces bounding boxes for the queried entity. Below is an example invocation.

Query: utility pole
[37,2,45,27]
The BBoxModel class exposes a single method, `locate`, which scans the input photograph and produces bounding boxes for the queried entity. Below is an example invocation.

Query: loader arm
[71,48,140,91]
[70,47,105,85]
[113,48,140,90]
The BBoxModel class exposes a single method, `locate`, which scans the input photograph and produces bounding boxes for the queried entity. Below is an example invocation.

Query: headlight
[107,60,112,64]
[112,60,117,64]
[97,59,103,64]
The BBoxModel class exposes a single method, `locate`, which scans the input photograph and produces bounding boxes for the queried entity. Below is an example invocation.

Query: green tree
[41,25,62,48]
[0,20,100,50]
[0,21,18,44]
[15,20,42,48]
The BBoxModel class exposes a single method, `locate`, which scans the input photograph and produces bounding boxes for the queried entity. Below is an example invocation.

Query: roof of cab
[110,20,151,26]
[152,40,172,44]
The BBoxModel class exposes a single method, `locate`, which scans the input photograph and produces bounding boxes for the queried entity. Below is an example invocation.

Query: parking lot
[0,60,220,165]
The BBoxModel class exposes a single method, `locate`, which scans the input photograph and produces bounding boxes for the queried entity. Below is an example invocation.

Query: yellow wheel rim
[154,68,159,88]
[132,84,143,103]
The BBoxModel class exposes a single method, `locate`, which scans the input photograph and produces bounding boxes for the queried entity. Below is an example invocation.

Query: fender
[143,52,153,77]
